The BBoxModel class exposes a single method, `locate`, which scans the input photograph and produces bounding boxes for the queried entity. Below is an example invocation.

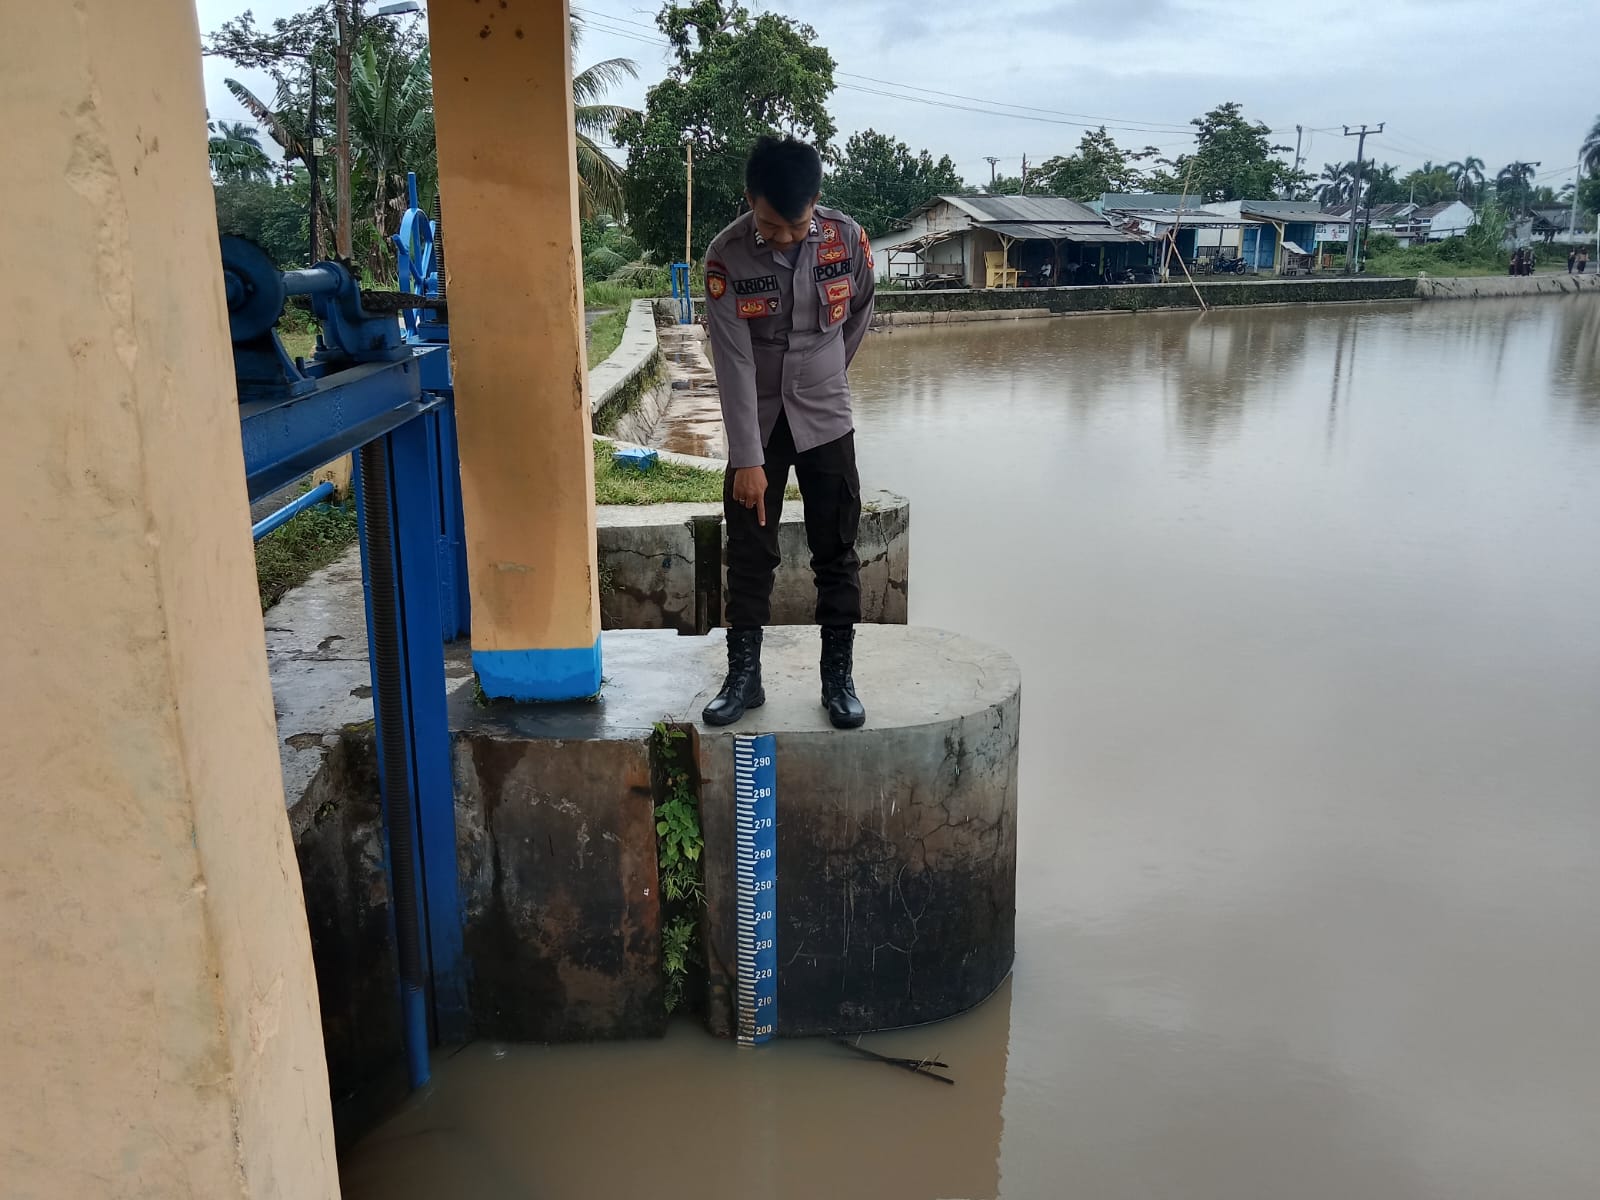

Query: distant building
[868,194,1150,288]
[1323,200,1475,246]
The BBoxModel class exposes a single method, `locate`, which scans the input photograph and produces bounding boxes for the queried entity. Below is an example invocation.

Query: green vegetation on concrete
[255,485,359,611]
[586,308,628,368]
[594,440,723,504]
[652,722,704,1013]
[593,441,801,505]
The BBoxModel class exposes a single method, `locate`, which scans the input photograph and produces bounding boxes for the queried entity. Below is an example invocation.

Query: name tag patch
[738,297,780,319]
[825,278,853,304]
[733,274,780,295]
[814,259,851,282]
[817,242,848,265]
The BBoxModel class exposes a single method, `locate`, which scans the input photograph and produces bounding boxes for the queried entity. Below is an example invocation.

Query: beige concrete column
[0,3,340,1196]
[431,0,603,700]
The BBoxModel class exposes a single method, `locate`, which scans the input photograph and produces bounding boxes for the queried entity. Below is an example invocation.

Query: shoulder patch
[707,272,727,300]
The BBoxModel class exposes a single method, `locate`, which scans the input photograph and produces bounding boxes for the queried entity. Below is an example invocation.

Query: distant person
[1579,248,1590,274]
[699,135,876,730]
[1509,250,1518,276]
[1567,247,1577,274]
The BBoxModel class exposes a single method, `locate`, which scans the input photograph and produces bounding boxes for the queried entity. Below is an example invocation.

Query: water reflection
[1549,296,1600,429]
[344,980,1013,1200]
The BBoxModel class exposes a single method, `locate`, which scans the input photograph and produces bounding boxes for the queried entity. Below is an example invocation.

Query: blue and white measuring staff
[734,734,778,1044]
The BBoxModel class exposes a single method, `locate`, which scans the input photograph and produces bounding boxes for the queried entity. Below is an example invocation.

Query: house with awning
[867,194,1153,289]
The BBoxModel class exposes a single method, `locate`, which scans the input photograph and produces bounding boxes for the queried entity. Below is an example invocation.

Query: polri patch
[738,297,780,319]
[733,274,780,295]
[814,259,851,282]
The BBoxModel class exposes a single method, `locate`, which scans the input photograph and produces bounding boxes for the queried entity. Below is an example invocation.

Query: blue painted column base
[474,637,603,701]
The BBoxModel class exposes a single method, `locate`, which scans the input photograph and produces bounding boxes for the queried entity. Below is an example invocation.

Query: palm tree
[571,15,637,219]
[1317,161,1356,206]
[1496,161,1538,213]
[1447,156,1485,202]
[1581,116,1600,176]
[207,118,273,183]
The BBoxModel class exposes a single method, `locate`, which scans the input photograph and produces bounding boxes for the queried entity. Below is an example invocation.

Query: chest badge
[818,242,847,265]
[738,297,780,319]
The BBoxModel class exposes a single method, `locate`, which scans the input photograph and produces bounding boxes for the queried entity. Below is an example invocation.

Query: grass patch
[593,441,802,505]
[584,281,662,309]
[586,307,628,368]
[594,441,723,504]
[255,486,360,610]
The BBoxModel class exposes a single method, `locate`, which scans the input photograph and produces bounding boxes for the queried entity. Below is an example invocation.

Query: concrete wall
[591,299,670,442]
[4,2,339,1194]
[1414,272,1600,300]
[597,491,911,633]
[875,275,1419,317]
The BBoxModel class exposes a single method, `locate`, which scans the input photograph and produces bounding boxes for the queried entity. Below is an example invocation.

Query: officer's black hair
[745,135,823,221]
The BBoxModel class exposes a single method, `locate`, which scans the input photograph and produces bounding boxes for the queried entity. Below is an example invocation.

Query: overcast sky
[197,0,1598,193]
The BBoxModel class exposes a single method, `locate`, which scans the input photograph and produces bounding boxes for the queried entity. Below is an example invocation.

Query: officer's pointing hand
[733,466,768,527]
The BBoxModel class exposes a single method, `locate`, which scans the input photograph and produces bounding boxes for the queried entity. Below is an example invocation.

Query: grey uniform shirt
[703,205,877,469]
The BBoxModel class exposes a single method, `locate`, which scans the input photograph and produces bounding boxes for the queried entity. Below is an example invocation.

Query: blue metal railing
[251,480,336,541]
[670,262,693,324]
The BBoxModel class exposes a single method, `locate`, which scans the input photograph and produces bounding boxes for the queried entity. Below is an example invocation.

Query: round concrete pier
[692,625,1020,1037]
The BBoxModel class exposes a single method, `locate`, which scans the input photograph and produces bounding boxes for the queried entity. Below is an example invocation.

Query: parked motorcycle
[1209,256,1250,275]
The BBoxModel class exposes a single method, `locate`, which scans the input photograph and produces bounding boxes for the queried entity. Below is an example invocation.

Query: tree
[1400,162,1456,206]
[1317,161,1357,206]
[1496,161,1538,213]
[1581,116,1600,176]
[214,175,310,267]
[1164,102,1294,201]
[1447,156,1486,203]
[222,24,433,280]
[1362,163,1405,205]
[983,174,1024,195]
[1033,128,1150,202]
[571,15,637,219]
[207,119,274,183]
[822,129,963,238]
[614,1,836,263]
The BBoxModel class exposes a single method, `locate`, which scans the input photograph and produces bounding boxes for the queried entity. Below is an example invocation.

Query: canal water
[344,298,1600,1199]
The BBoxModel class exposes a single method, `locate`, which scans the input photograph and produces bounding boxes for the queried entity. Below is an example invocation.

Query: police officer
[699,136,876,730]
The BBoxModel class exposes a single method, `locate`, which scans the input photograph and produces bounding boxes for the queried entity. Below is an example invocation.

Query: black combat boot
[820,626,866,729]
[703,628,765,726]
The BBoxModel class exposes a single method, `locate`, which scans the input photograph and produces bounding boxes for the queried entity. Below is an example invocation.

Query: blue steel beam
[240,351,444,503]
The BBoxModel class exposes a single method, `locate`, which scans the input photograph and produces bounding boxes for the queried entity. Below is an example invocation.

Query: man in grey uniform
[700,136,876,729]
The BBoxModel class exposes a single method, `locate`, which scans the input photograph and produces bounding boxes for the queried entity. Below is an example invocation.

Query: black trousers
[724,411,861,630]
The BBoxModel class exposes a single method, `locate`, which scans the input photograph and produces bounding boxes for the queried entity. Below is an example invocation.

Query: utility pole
[1343,123,1383,274]
[307,59,320,263]
[985,156,1000,185]
[684,139,694,266]
[1570,152,1583,252]
[1020,153,1027,195]
[1292,124,1304,177]
[334,0,352,259]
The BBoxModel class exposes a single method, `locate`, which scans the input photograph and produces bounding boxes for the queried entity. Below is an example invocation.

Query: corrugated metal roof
[1110,208,1257,228]
[1242,205,1343,225]
[981,220,1148,243]
[951,194,1106,223]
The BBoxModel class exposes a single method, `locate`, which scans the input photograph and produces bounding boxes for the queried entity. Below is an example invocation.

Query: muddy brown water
[344,299,1600,1199]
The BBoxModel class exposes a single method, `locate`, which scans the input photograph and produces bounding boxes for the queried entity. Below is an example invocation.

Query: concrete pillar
[1,3,340,1196]
[430,0,603,700]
